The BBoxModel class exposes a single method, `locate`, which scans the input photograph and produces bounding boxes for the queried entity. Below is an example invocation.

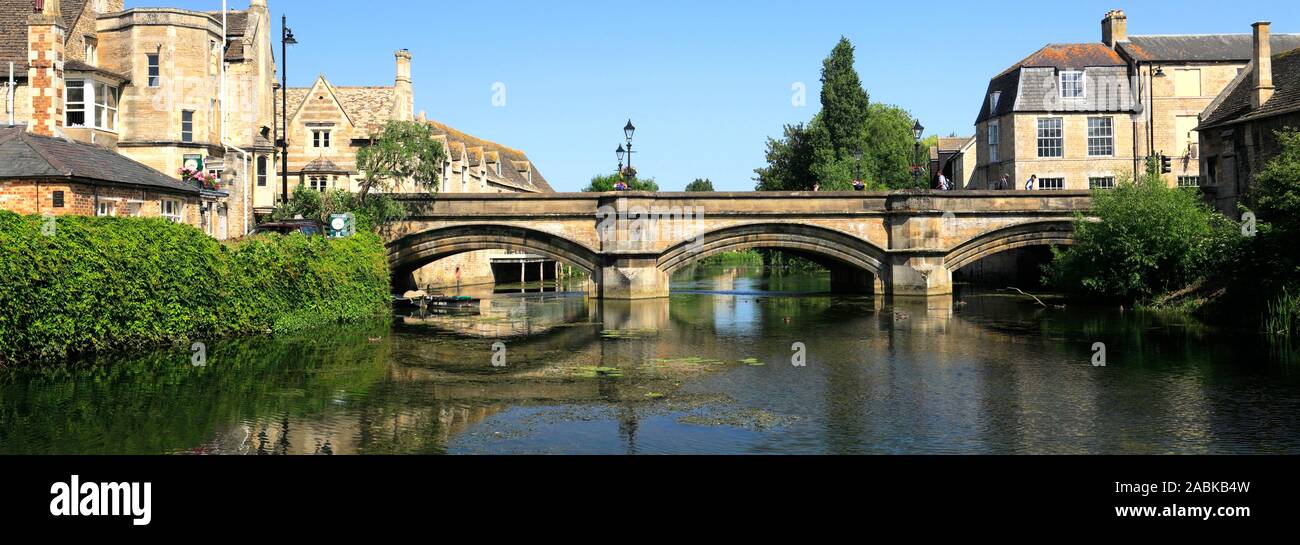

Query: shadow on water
[3,266,1300,454]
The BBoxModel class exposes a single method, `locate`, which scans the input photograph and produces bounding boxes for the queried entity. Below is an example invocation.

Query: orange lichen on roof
[996,43,1126,76]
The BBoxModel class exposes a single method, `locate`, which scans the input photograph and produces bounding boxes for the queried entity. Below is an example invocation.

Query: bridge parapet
[388,191,1092,298]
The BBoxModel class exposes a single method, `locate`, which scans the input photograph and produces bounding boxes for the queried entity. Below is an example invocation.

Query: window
[1039,178,1065,190]
[1178,176,1201,188]
[1089,177,1116,190]
[66,80,118,130]
[84,39,97,66]
[309,176,329,191]
[66,80,86,127]
[988,120,1000,163]
[96,201,115,217]
[52,191,65,208]
[210,99,217,135]
[1087,117,1114,157]
[147,54,160,87]
[312,130,330,148]
[1037,117,1064,158]
[181,110,194,142]
[161,199,183,223]
[1060,70,1085,99]
[989,91,1001,113]
[257,156,268,187]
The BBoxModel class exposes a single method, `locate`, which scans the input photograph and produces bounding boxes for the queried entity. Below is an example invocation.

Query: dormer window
[988,91,1001,112]
[1060,70,1085,99]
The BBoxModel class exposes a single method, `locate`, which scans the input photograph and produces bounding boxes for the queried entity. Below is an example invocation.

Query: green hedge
[0,211,391,366]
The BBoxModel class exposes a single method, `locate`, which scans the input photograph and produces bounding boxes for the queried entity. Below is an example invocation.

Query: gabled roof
[277,80,397,137]
[937,137,973,152]
[0,0,89,75]
[302,156,351,174]
[1120,34,1300,63]
[0,126,198,194]
[1200,48,1300,129]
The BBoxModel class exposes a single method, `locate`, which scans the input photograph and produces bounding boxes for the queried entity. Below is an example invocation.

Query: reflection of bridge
[386,191,1091,299]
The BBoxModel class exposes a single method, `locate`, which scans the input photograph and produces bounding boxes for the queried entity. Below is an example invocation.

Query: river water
[3,266,1299,455]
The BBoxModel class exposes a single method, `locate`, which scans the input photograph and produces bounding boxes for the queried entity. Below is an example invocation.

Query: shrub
[1043,174,1240,302]
[0,211,391,366]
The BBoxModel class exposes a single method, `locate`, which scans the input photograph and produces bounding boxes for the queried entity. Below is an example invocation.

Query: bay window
[64,79,118,131]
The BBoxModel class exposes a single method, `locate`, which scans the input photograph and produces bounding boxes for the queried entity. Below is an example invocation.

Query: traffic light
[1161,154,1173,175]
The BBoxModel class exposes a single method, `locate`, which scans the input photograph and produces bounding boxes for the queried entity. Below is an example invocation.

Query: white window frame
[309,176,329,192]
[65,78,118,131]
[95,201,115,217]
[1060,70,1085,99]
[312,130,331,148]
[161,199,184,223]
[1089,176,1116,190]
[147,54,160,88]
[84,39,98,66]
[256,156,268,187]
[181,110,194,142]
[1178,176,1201,188]
[1087,117,1114,157]
[1039,178,1066,190]
[988,120,1000,163]
[1037,117,1064,158]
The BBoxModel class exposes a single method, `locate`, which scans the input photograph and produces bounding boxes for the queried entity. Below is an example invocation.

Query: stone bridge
[386,191,1091,299]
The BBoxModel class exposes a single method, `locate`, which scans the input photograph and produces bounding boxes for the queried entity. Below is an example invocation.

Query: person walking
[999,174,1010,190]
[1025,175,1037,191]
[937,173,951,191]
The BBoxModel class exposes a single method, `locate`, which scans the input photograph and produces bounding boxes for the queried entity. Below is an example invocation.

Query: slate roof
[937,137,973,152]
[277,84,397,137]
[976,44,1133,123]
[1200,48,1300,129]
[301,156,350,174]
[1120,34,1300,63]
[205,10,249,61]
[0,0,89,75]
[0,126,198,194]
[424,119,553,193]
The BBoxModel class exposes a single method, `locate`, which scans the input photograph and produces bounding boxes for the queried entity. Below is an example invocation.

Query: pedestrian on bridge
[1025,175,1037,191]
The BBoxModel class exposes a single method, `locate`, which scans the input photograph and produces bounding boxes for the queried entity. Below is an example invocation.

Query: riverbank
[0,212,391,367]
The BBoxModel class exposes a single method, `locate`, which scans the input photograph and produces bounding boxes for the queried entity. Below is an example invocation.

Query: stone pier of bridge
[386,191,1090,299]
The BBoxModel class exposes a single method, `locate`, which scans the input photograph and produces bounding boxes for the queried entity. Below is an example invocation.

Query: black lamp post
[623,119,636,169]
[912,121,925,189]
[279,16,297,205]
[616,144,626,173]
[854,147,863,185]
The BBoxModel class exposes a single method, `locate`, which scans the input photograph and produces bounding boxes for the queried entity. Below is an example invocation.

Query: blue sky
[147,0,1298,191]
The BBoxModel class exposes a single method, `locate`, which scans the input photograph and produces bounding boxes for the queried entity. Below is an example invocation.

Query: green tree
[582,172,659,192]
[755,122,817,191]
[685,178,715,192]
[811,37,871,189]
[272,186,407,233]
[1044,174,1239,302]
[866,103,928,189]
[355,121,447,203]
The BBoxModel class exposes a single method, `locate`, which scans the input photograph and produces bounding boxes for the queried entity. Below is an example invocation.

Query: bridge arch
[386,224,602,278]
[943,220,1076,274]
[657,222,888,278]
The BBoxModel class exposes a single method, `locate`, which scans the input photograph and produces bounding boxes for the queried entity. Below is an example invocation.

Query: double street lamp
[615,119,636,180]
[278,15,298,205]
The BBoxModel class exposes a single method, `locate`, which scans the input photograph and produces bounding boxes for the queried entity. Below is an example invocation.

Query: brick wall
[0,179,199,225]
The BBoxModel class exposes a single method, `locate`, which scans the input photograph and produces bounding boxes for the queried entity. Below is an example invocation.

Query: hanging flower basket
[179,167,221,191]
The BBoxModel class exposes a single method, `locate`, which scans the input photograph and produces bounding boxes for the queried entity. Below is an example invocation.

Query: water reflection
[2,267,1299,454]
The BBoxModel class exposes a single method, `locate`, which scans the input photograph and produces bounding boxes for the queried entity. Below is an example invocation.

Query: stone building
[0,0,278,239]
[275,51,554,289]
[0,125,204,222]
[972,9,1299,190]
[930,136,975,188]
[1198,22,1300,215]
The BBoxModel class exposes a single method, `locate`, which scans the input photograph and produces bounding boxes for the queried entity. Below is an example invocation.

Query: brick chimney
[391,50,414,121]
[1102,10,1128,49]
[1252,21,1275,110]
[27,0,66,137]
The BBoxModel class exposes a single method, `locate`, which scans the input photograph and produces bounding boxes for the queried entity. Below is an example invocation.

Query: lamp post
[616,144,626,173]
[623,119,636,172]
[912,121,925,189]
[854,147,863,186]
[279,16,297,205]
